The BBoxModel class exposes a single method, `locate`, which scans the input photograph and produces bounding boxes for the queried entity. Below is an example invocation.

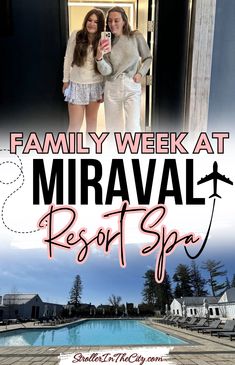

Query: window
[177,309,179,314]
[190,309,193,315]
[194,309,197,315]
[209,308,213,315]
[215,308,219,316]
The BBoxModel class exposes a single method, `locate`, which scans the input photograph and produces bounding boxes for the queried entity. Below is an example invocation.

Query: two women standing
[63,7,152,133]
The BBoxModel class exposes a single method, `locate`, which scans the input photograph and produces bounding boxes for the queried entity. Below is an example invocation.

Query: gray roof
[219,288,235,303]
[97,304,112,309]
[175,296,219,306]
[43,302,64,307]
[3,294,39,305]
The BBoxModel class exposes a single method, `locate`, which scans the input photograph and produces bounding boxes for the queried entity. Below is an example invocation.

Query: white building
[213,288,235,319]
[170,296,219,318]
[2,294,63,320]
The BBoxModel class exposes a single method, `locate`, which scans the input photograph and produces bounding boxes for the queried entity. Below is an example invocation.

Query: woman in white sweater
[63,9,105,132]
[96,6,152,132]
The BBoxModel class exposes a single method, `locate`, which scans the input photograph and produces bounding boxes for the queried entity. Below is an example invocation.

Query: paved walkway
[151,320,235,364]
[0,320,235,364]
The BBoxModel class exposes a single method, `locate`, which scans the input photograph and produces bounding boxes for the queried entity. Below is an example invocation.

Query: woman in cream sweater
[63,9,105,132]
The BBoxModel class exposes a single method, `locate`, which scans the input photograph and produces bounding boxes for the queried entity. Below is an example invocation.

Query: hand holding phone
[101,31,111,54]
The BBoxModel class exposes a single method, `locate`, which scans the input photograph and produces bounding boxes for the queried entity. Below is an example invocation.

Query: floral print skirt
[64,81,104,105]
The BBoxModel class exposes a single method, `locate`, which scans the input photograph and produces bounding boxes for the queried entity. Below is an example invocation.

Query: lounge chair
[1,319,10,325]
[172,317,188,327]
[217,331,235,340]
[178,317,198,328]
[188,318,208,330]
[157,314,171,323]
[216,321,235,338]
[198,319,221,333]
[164,315,177,325]
[34,318,44,325]
[167,316,181,325]
[209,319,235,336]
[170,316,183,326]
[42,318,57,326]
[55,316,65,324]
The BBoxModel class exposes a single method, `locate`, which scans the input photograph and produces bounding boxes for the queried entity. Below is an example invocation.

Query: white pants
[104,74,142,132]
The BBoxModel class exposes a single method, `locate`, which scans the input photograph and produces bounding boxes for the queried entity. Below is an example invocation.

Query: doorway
[31,306,40,319]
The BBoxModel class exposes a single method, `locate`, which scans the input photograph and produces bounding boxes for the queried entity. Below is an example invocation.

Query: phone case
[101,32,111,54]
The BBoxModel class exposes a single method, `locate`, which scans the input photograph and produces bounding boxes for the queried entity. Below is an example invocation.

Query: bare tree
[108,294,122,308]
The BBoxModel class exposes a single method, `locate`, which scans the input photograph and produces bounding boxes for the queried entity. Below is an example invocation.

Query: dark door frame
[151,0,194,132]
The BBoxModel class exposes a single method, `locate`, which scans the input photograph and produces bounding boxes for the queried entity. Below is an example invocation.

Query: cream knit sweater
[63,30,103,84]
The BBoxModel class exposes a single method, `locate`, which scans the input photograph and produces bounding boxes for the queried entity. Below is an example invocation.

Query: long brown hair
[72,9,105,68]
[106,6,134,38]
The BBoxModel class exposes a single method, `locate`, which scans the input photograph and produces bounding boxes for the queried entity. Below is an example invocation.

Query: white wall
[170,299,183,316]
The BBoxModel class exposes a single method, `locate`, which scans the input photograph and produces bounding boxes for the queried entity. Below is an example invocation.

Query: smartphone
[101,31,111,54]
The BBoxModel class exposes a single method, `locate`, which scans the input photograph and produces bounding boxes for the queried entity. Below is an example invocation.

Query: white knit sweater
[63,30,103,84]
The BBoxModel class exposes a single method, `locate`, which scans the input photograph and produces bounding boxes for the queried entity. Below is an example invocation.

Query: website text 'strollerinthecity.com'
[59,349,175,365]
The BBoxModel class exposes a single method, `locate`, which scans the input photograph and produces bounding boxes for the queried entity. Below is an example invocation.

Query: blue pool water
[0,320,188,346]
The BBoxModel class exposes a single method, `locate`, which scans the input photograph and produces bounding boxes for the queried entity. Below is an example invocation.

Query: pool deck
[0,319,235,364]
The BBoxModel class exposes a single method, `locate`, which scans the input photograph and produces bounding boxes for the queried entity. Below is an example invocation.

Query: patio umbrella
[165,303,169,315]
[203,298,209,319]
[43,304,48,317]
[182,301,186,317]
[53,305,57,317]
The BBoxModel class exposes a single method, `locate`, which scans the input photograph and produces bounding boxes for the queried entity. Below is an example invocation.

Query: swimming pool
[0,320,188,346]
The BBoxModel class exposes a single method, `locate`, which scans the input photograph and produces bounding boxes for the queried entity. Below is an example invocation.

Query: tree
[108,294,122,307]
[201,260,227,296]
[142,269,158,306]
[174,283,182,298]
[190,261,208,296]
[156,272,173,313]
[225,277,231,290]
[69,275,83,307]
[231,274,235,288]
[173,264,193,297]
[142,269,173,313]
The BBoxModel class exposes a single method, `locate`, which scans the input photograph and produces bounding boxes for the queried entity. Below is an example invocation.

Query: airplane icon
[197,161,233,198]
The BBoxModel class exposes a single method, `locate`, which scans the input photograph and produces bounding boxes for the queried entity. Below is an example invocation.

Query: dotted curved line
[0,161,22,185]
[0,148,40,234]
